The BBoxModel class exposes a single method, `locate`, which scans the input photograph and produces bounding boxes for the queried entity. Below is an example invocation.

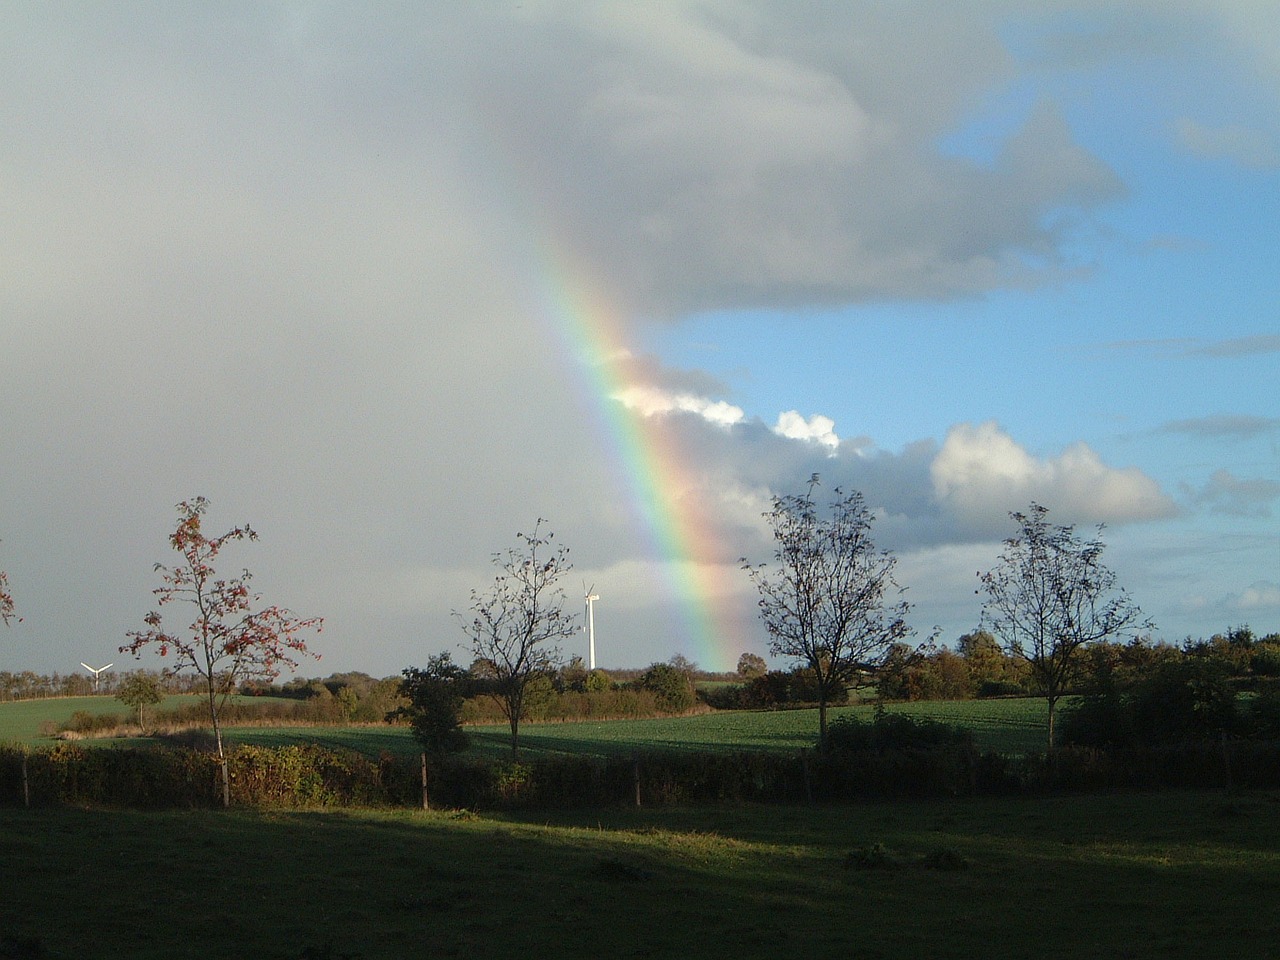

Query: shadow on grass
[2,791,1278,959]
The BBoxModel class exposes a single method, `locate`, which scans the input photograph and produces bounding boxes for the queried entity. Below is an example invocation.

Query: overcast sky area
[2,2,1277,678]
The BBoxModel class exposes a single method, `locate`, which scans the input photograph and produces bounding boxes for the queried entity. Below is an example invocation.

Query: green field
[0,694,292,745]
[2,790,1276,959]
[0,695,1050,756]
[224,698,1048,759]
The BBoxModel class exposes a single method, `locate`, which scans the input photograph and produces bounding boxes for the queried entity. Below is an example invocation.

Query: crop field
[2,790,1277,959]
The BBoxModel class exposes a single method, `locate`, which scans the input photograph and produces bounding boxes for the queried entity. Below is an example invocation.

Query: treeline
[871,625,1279,703]
[51,660,710,739]
[0,669,203,702]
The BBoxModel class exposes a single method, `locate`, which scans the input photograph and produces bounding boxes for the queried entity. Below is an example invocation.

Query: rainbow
[524,236,748,673]
[474,106,751,672]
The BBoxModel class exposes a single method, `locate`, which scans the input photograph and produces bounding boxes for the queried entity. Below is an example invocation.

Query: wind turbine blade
[81,663,92,671]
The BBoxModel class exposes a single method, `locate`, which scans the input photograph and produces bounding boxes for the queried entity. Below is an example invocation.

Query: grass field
[225,698,1049,759]
[0,694,294,745]
[2,790,1277,959]
[0,695,1050,756]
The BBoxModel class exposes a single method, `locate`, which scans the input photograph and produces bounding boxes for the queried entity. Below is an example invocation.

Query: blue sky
[0,2,1276,678]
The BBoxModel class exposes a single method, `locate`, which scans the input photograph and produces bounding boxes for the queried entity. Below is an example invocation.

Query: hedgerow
[3,737,1279,811]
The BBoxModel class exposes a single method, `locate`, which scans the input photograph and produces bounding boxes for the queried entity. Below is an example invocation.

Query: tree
[743,480,910,744]
[736,652,767,679]
[122,497,322,805]
[640,661,696,713]
[979,503,1148,753]
[456,519,575,756]
[0,540,16,626]
[390,653,470,757]
[116,673,164,732]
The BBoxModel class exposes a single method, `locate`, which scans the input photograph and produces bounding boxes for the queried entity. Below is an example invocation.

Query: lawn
[1,790,1276,959]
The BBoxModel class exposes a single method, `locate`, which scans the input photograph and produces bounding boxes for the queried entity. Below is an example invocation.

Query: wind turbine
[583,584,600,671]
[80,661,114,693]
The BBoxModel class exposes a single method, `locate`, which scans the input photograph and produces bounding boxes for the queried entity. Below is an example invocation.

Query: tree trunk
[509,714,520,758]
[208,683,230,807]
[1046,694,1057,755]
[817,692,829,749]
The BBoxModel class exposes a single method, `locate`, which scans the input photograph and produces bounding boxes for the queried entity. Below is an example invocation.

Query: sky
[1,1,1277,679]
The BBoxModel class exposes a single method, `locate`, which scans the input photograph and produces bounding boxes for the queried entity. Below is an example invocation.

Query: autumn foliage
[0,539,16,626]
[122,497,322,801]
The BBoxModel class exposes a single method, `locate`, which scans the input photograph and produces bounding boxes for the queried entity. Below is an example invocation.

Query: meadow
[0,694,1049,757]
[2,790,1277,959]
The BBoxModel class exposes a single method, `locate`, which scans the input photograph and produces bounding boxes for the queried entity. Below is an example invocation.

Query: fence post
[21,750,30,808]
[421,752,430,811]
[801,749,813,804]
[631,753,641,808]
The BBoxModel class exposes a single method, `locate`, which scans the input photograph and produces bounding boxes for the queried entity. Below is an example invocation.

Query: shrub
[977,679,1025,698]
[825,711,974,753]
[1250,643,1280,677]
[640,663,696,713]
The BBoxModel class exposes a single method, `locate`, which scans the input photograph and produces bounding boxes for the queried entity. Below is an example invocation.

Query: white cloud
[612,385,745,427]
[1235,581,1280,612]
[931,421,1176,529]
[773,411,840,451]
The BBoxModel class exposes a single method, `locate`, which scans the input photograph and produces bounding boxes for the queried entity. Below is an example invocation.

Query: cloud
[930,422,1177,531]
[613,385,745,427]
[1102,334,1280,360]
[1159,415,1280,440]
[1233,581,1280,612]
[773,411,840,451]
[1186,470,1280,518]
[475,4,1125,314]
[1189,334,1280,358]
[1175,117,1280,169]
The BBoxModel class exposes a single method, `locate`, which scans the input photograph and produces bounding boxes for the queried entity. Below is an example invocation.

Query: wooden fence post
[421,752,430,811]
[801,749,813,804]
[632,753,641,808]
[21,750,30,808]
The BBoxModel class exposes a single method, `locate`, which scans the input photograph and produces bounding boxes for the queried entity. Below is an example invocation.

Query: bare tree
[744,480,910,744]
[122,497,322,804]
[979,503,1149,753]
[457,519,575,756]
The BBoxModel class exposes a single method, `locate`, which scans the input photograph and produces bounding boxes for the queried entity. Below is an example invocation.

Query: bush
[639,663,696,713]
[1250,643,1280,677]
[825,711,974,754]
[977,679,1025,698]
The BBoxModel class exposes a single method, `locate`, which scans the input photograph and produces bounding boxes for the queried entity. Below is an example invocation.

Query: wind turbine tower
[583,585,600,671]
[81,661,114,693]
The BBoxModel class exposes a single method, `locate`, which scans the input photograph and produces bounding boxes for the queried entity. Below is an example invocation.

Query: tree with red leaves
[0,540,15,627]
[122,497,322,805]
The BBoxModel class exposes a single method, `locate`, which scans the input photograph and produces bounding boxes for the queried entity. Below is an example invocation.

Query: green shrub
[825,711,973,753]
[977,679,1026,698]
[640,663,696,713]
[1250,643,1280,677]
